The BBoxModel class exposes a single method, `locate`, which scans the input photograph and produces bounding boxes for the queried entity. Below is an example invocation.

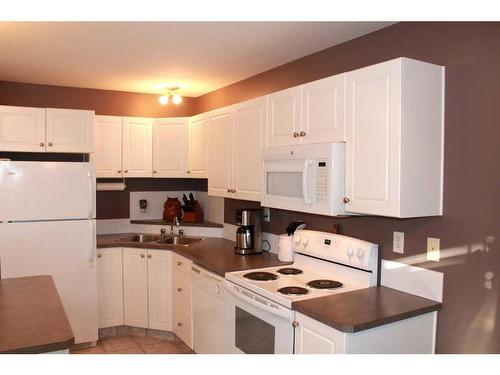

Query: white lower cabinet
[172,253,194,348]
[147,250,173,331]
[294,311,437,354]
[97,247,124,329]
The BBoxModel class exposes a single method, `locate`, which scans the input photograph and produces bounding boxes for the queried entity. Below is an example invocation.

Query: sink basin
[156,236,203,246]
[123,234,162,243]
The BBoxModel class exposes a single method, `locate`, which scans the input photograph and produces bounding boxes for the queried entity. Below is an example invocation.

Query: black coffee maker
[234,208,262,255]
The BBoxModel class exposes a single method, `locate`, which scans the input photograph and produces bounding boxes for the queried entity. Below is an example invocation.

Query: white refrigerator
[0,161,98,344]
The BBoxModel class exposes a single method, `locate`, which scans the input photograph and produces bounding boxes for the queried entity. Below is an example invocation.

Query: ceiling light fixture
[159,86,182,106]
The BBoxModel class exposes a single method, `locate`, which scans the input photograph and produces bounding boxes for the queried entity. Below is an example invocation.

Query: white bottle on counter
[278,234,294,262]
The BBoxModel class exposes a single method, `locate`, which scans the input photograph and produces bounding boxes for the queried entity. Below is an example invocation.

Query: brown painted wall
[0,81,196,117]
[204,22,500,354]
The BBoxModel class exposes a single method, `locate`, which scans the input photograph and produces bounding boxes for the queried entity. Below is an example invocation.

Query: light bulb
[159,94,168,105]
[172,93,182,105]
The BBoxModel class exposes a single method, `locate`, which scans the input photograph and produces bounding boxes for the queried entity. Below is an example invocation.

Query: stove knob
[357,248,365,260]
[347,247,354,257]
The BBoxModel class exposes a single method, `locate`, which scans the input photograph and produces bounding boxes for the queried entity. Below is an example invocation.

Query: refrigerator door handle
[88,220,96,269]
[87,171,94,219]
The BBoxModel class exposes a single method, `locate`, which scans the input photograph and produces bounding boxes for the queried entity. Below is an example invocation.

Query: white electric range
[224,229,379,354]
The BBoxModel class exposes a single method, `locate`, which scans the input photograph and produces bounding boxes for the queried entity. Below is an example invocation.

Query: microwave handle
[302,159,314,204]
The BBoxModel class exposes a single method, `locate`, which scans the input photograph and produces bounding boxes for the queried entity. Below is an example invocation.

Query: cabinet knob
[299,131,306,137]
[177,288,182,292]
[140,254,145,258]
[177,322,183,327]
[186,170,191,174]
[39,142,45,147]
[117,170,122,173]
[147,254,152,259]
[293,132,300,138]
[227,188,231,193]
[124,170,128,173]
[97,253,102,258]
[48,142,53,147]
[292,321,299,328]
[343,197,350,203]
[153,170,157,174]
[177,261,182,266]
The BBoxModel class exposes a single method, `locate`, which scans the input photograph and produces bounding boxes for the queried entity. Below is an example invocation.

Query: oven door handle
[225,283,293,320]
[302,159,314,204]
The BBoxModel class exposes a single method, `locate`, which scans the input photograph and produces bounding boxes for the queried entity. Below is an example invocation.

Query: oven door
[224,282,295,354]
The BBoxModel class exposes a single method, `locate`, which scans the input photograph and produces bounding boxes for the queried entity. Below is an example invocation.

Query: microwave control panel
[315,160,328,203]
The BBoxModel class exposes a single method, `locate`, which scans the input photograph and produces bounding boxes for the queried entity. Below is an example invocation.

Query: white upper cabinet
[301,74,346,143]
[208,97,265,201]
[208,107,234,198]
[46,108,95,153]
[122,117,153,178]
[0,106,46,152]
[233,97,266,201]
[153,117,189,178]
[188,113,208,178]
[344,57,444,218]
[92,115,123,178]
[266,86,301,147]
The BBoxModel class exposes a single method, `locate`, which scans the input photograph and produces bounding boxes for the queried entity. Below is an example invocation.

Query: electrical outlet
[263,207,271,222]
[393,231,405,254]
[427,237,440,261]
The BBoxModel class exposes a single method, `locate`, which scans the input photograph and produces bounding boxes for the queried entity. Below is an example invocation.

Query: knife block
[183,200,204,223]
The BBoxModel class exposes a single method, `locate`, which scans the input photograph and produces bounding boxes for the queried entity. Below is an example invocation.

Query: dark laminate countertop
[292,286,442,333]
[0,276,74,354]
[97,233,290,277]
[130,219,223,228]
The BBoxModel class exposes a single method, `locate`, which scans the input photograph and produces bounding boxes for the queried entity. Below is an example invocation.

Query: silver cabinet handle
[48,142,53,147]
[177,288,182,292]
[147,254,152,259]
[292,321,299,328]
[97,253,102,258]
[343,197,350,203]
[299,131,306,137]
[140,254,145,258]
[39,142,45,147]
[177,261,182,266]
[293,132,300,137]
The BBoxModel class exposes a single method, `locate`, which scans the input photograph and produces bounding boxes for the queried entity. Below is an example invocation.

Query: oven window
[235,307,275,354]
[266,172,303,198]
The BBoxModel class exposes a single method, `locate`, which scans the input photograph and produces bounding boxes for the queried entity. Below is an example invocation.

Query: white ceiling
[0,22,393,97]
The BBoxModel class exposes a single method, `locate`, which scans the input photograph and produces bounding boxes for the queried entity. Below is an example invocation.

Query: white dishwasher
[191,264,226,354]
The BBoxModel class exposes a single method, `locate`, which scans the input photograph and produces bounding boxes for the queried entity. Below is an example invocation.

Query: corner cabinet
[208,96,266,201]
[0,106,94,153]
[188,113,209,178]
[344,57,444,218]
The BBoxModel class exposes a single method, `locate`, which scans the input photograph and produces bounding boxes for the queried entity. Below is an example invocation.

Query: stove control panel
[293,229,378,273]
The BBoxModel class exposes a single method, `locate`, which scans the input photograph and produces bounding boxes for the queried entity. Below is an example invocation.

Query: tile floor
[70,335,194,354]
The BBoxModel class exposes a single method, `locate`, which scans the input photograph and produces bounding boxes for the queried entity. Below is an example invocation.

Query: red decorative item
[163,197,182,222]
[183,200,204,223]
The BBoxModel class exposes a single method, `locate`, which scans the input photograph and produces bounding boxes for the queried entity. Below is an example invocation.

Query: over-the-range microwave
[261,143,346,216]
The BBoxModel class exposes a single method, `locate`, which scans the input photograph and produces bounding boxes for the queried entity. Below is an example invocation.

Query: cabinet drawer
[172,269,192,311]
[173,303,193,349]
[172,253,192,275]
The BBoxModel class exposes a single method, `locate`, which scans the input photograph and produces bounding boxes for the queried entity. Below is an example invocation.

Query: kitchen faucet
[170,216,179,236]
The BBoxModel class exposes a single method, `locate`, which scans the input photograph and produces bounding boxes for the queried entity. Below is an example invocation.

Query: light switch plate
[393,231,404,254]
[427,237,440,261]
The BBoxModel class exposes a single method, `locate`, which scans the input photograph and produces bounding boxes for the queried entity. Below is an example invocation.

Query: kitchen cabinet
[208,96,265,201]
[45,108,94,153]
[188,113,208,178]
[92,115,123,178]
[294,311,437,354]
[266,74,345,148]
[122,117,153,177]
[172,253,193,348]
[0,106,94,153]
[97,247,124,329]
[122,247,172,330]
[0,105,46,152]
[344,57,444,218]
[153,117,189,178]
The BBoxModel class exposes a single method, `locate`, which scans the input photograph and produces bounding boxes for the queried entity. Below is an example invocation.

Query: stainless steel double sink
[120,234,203,246]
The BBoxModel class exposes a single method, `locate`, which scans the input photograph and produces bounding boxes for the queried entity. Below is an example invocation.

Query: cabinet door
[208,107,234,198]
[92,116,123,178]
[153,118,188,178]
[122,117,153,177]
[301,74,346,143]
[0,106,46,152]
[233,97,266,201]
[266,86,301,147]
[46,108,95,153]
[294,313,346,354]
[188,113,208,178]
[97,247,124,329]
[122,247,148,328]
[147,250,172,331]
[344,60,401,216]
